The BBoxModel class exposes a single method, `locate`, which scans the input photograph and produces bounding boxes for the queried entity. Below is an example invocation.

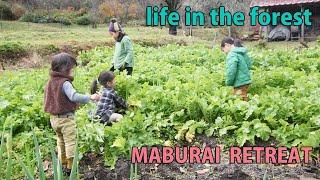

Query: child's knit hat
[109,18,122,33]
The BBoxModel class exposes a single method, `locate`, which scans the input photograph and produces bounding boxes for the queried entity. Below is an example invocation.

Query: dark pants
[110,65,133,75]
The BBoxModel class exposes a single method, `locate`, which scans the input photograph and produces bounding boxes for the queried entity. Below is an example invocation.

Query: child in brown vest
[44,53,100,175]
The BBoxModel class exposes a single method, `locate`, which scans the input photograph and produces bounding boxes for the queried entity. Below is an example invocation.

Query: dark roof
[250,0,320,7]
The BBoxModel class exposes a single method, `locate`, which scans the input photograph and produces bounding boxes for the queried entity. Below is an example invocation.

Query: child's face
[107,78,116,88]
[221,43,232,53]
[68,68,74,76]
[109,32,119,40]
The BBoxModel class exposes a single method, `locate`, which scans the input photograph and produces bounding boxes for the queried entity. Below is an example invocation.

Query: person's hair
[91,71,115,94]
[110,18,117,23]
[221,37,243,48]
[51,53,77,74]
[117,31,127,42]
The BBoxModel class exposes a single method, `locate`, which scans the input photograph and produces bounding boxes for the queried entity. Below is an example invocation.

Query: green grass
[0,20,318,70]
[0,21,317,53]
[245,40,318,50]
[0,21,213,48]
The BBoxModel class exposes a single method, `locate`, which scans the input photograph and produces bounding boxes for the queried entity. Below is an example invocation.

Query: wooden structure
[250,0,320,41]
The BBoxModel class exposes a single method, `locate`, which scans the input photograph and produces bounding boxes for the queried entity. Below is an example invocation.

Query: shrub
[0,1,14,20]
[52,11,75,25]
[0,42,27,59]
[19,11,50,23]
[20,10,75,25]
[37,44,60,55]
[58,18,72,25]
[0,42,27,69]
[75,15,91,25]
[52,11,76,21]
[19,12,34,22]
[126,19,145,27]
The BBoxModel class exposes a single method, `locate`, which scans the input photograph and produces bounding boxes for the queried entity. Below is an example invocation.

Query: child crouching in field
[44,53,100,175]
[91,71,128,124]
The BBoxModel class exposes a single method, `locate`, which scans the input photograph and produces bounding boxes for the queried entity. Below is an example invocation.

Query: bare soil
[78,135,320,180]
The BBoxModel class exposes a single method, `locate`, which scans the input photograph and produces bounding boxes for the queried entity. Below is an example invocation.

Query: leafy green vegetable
[1,44,320,177]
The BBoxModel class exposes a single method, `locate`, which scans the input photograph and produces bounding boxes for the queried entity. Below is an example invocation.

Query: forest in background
[0,0,251,34]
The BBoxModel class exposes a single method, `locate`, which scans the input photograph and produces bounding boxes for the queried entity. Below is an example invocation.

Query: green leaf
[111,136,126,149]
[254,123,271,141]
[6,127,13,180]
[311,115,320,126]
[0,124,6,171]
[15,153,35,180]
[69,134,79,180]
[236,132,256,146]
[205,126,218,137]
[219,125,237,136]
[215,117,223,125]
[175,120,196,141]
[48,137,63,180]
[32,129,45,180]
[0,99,9,110]
[263,169,269,180]
[301,130,320,147]
[6,153,12,180]
[130,163,133,180]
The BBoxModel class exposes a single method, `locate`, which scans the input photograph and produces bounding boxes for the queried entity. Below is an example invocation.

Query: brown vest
[44,71,79,115]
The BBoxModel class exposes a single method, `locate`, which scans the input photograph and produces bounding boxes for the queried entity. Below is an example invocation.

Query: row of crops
[0,43,319,178]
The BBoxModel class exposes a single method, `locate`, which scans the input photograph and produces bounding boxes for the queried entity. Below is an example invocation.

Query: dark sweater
[44,71,79,115]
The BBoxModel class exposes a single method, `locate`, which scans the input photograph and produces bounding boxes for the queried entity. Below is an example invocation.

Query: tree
[99,2,113,22]
[89,0,100,28]
[213,0,251,37]
[136,0,147,20]
[119,0,133,24]
[163,0,183,35]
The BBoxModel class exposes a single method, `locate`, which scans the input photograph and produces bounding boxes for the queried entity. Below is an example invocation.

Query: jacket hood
[230,47,248,55]
[50,71,74,81]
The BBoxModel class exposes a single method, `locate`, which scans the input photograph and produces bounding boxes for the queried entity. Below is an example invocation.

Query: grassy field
[1,21,316,51]
[0,20,318,71]
[0,21,214,48]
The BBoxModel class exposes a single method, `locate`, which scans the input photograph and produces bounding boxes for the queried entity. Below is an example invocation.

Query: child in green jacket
[221,37,252,101]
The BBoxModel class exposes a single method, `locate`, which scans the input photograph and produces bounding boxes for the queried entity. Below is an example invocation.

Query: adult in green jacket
[221,37,252,101]
[108,18,134,75]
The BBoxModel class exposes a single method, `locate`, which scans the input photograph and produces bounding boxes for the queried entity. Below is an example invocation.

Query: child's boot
[67,157,73,169]
[62,157,73,176]
[61,155,67,167]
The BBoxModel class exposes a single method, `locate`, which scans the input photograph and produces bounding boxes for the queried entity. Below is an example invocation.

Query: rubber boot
[62,158,73,176]
[67,157,74,169]
[61,155,67,167]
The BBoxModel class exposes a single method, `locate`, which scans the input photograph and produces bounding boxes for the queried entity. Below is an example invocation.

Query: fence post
[0,11,3,29]
[300,5,305,42]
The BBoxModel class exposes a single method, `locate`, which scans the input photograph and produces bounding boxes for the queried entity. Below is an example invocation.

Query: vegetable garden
[0,43,320,179]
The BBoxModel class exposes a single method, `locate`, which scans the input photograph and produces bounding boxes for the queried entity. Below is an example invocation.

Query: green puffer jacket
[225,47,252,88]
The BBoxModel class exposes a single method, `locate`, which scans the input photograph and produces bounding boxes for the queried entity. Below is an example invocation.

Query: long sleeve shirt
[96,87,128,123]
[113,36,134,69]
[62,81,90,104]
